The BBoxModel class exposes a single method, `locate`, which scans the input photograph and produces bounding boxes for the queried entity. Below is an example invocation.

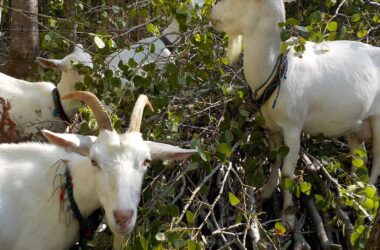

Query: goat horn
[128,95,153,132]
[61,91,113,131]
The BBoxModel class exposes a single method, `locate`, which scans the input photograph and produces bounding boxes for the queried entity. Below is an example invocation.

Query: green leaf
[239,108,249,117]
[147,23,159,34]
[152,0,164,6]
[353,149,366,158]
[363,198,374,210]
[352,158,364,168]
[187,240,201,250]
[278,146,289,159]
[255,115,266,126]
[364,186,377,199]
[228,192,240,206]
[284,177,293,190]
[326,21,338,31]
[274,221,287,235]
[217,143,232,157]
[186,210,195,224]
[357,29,368,38]
[187,162,199,171]
[300,181,312,195]
[351,14,361,22]
[351,231,360,246]
[94,36,105,49]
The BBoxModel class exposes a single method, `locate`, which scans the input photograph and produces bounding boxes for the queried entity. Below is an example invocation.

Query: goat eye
[91,159,99,168]
[143,159,151,167]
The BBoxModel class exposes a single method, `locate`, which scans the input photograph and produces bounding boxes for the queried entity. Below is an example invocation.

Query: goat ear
[73,44,85,53]
[145,141,197,160]
[36,57,64,70]
[42,130,96,156]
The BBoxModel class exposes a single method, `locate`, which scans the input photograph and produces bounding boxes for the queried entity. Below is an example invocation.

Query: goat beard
[227,34,243,66]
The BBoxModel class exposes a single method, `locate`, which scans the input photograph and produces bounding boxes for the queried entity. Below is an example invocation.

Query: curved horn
[128,95,153,132]
[61,91,113,131]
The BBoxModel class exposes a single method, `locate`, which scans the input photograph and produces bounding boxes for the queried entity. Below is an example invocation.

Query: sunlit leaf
[228,192,240,206]
[274,221,287,235]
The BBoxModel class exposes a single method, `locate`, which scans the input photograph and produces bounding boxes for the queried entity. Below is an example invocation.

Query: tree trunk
[7,0,39,79]
[366,210,380,250]
[0,0,4,29]
[63,0,76,39]
[63,0,75,18]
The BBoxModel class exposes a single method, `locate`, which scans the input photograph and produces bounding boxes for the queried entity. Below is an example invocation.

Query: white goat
[105,0,204,87]
[210,0,380,228]
[0,44,92,142]
[0,91,196,250]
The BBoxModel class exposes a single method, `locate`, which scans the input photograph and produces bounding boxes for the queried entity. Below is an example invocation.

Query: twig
[175,163,222,224]
[307,198,342,250]
[171,176,186,205]
[247,188,260,249]
[293,212,311,250]
[336,207,355,249]
[306,153,373,223]
[192,162,233,239]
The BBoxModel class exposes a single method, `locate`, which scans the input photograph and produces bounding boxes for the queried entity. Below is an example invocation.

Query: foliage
[1,0,380,249]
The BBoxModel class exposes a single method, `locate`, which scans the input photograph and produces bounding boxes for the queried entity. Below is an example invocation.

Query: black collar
[250,53,288,111]
[63,167,103,249]
[52,88,71,123]
[160,36,174,52]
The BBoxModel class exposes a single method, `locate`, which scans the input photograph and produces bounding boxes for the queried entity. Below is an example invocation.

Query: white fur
[0,128,196,249]
[0,44,93,141]
[210,0,380,228]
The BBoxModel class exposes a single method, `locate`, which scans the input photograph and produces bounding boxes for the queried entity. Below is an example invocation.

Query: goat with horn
[0,91,197,250]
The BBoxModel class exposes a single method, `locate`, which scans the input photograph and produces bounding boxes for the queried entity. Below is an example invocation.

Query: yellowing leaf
[228,192,240,206]
[363,198,374,210]
[217,143,232,157]
[300,181,312,196]
[147,23,159,34]
[274,221,287,235]
[326,21,338,32]
[352,158,364,168]
[364,186,377,198]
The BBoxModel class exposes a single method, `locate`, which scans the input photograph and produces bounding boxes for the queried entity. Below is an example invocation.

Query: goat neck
[57,70,83,118]
[242,3,285,93]
[69,158,101,218]
[161,19,181,45]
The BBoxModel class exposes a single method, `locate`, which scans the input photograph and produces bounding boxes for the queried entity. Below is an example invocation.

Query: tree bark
[63,0,75,18]
[366,210,380,250]
[0,0,4,29]
[7,0,39,79]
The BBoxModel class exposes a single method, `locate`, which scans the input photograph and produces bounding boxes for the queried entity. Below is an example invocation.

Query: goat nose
[113,209,134,228]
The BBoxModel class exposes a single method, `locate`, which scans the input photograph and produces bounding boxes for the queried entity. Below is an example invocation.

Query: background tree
[7,0,39,78]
